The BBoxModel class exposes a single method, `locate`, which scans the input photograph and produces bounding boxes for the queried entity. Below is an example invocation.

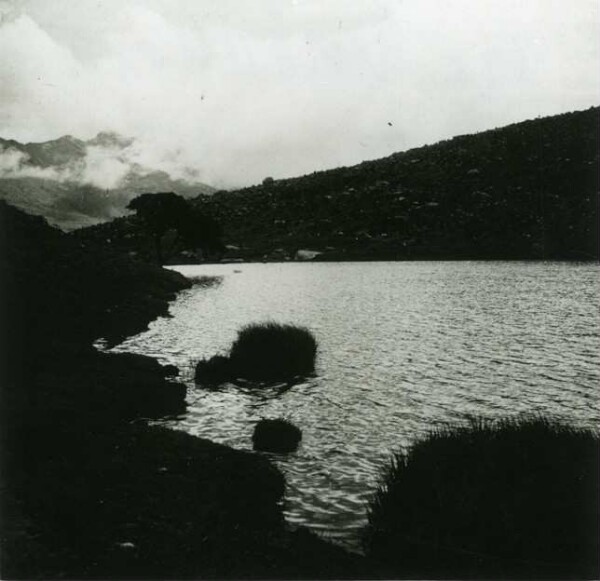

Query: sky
[0,0,598,189]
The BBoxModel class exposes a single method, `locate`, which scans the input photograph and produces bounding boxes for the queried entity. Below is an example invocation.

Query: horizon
[1,105,597,192]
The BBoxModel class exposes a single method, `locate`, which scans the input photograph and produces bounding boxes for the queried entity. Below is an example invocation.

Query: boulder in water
[252,418,302,453]
[194,355,233,385]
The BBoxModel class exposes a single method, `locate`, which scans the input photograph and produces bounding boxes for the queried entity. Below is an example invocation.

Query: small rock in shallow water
[252,418,302,454]
[162,364,179,377]
[194,355,232,385]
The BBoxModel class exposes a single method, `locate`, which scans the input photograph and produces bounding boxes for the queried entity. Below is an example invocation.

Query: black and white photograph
[0,1,598,578]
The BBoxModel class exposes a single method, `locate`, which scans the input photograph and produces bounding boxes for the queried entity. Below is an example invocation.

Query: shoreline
[0,201,366,579]
[2,200,598,578]
[167,255,600,267]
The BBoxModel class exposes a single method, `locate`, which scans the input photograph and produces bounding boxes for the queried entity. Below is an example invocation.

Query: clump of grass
[364,416,599,579]
[194,322,317,385]
[252,418,302,453]
[229,322,317,382]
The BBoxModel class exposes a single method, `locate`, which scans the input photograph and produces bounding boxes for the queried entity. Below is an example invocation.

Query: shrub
[252,418,302,453]
[364,416,599,579]
[228,323,317,381]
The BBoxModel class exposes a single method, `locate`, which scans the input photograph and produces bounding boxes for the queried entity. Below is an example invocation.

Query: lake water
[112,261,600,551]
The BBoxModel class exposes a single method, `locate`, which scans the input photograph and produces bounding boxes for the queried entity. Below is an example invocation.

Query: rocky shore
[0,201,365,579]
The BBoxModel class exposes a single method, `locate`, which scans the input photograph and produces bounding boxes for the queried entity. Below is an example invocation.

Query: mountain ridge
[187,106,598,261]
[0,131,215,230]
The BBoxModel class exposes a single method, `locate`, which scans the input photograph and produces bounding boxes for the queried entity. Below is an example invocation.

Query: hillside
[190,107,598,261]
[0,200,192,361]
[0,132,214,230]
[0,177,130,230]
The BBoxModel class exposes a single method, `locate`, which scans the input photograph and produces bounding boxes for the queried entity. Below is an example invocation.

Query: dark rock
[162,364,179,377]
[253,418,302,453]
[194,355,233,385]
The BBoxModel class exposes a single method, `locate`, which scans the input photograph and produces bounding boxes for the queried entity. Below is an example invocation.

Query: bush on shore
[364,416,599,579]
[195,322,317,384]
[253,418,303,453]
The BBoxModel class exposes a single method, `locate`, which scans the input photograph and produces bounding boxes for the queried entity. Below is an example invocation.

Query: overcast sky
[1,0,598,188]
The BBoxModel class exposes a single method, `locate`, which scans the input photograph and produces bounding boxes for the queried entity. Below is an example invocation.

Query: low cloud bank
[0,132,214,230]
[0,135,191,190]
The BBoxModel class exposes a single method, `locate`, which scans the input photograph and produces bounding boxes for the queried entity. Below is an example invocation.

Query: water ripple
[113,261,600,551]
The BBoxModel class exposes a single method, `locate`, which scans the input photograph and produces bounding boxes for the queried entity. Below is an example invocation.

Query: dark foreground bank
[2,420,365,579]
[0,201,365,579]
[2,201,597,579]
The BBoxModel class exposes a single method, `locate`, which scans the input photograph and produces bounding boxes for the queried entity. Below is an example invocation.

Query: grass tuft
[363,416,599,579]
[229,322,317,382]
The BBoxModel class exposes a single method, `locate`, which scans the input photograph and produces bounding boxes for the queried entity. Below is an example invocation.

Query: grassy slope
[194,106,599,260]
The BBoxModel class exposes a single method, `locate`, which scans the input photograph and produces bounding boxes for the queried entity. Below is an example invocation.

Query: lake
[112,261,600,551]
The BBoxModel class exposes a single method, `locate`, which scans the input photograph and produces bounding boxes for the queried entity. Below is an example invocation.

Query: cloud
[0,145,60,180]
[1,0,599,188]
[0,140,133,189]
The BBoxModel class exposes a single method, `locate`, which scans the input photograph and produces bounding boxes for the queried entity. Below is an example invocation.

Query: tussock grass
[364,416,599,579]
[229,322,317,381]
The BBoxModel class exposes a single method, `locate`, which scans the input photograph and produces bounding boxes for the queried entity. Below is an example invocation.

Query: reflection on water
[113,261,600,551]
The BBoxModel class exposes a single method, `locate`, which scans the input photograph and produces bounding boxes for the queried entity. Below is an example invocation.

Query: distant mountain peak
[37,134,84,148]
[87,131,134,149]
[0,130,215,230]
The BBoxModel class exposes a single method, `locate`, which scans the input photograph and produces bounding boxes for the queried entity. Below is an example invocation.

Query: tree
[127,192,222,264]
[177,207,224,260]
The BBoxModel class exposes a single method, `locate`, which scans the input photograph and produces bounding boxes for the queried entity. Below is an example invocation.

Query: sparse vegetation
[192,107,598,261]
[253,418,303,453]
[72,108,599,262]
[364,416,599,579]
